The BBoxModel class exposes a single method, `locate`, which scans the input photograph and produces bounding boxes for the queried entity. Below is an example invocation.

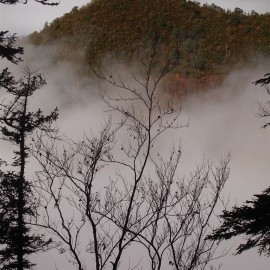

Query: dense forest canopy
[28,0,270,91]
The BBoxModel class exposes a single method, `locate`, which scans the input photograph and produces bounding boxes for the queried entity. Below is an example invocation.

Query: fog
[20,43,270,204]
[0,38,266,269]
[1,0,270,268]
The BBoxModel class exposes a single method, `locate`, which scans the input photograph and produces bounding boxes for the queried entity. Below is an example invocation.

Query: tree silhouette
[207,187,270,255]
[0,69,58,270]
[0,1,59,269]
[207,74,270,256]
[0,0,58,5]
[255,73,270,87]
[0,0,59,87]
[0,31,23,63]
[0,30,23,91]
[31,39,230,270]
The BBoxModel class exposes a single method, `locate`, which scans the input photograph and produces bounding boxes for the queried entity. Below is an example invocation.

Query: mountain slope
[28,0,270,89]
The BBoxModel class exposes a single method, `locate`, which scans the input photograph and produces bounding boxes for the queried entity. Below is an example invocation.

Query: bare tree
[31,40,230,270]
[134,156,229,270]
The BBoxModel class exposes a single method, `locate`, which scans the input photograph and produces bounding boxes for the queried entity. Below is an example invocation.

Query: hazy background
[1,0,270,269]
[7,43,268,270]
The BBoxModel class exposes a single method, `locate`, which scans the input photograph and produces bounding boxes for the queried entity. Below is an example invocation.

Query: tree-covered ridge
[29,0,270,79]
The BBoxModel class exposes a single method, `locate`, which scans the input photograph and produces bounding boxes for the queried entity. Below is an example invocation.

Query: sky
[1,0,270,35]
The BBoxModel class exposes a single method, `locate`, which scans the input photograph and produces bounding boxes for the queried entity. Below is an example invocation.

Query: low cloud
[2,40,270,269]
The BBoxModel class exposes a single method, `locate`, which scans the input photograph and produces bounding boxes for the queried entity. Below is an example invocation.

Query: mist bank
[11,42,270,203]
[2,41,270,269]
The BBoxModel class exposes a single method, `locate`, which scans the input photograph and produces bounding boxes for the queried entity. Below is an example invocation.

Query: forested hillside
[28,0,270,91]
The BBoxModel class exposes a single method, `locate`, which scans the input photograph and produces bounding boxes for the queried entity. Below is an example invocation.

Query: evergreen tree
[255,73,270,87]
[207,187,270,255]
[0,69,58,270]
[0,30,23,90]
[0,31,23,63]
[207,74,270,256]
[0,1,59,269]
[0,0,58,5]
